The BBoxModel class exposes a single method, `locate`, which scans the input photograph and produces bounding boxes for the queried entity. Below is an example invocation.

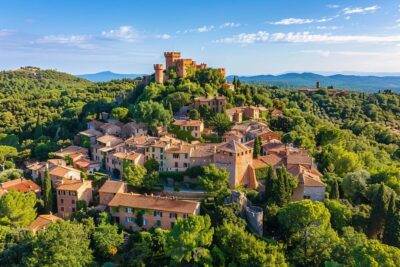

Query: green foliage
[122,160,147,187]
[143,158,159,173]
[264,166,297,206]
[92,221,124,261]
[110,107,129,121]
[214,222,287,267]
[324,199,352,231]
[189,109,200,120]
[142,171,160,190]
[208,113,232,136]
[26,220,93,266]
[253,136,261,158]
[342,170,370,204]
[130,100,172,132]
[0,191,37,228]
[166,92,192,112]
[166,215,214,265]
[199,164,230,202]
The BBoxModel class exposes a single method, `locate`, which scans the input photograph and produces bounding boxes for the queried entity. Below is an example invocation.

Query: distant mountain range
[76,71,144,82]
[226,73,400,93]
[75,71,400,93]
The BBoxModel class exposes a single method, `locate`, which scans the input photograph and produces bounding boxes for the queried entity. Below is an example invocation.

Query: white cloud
[215,31,400,44]
[35,34,89,45]
[101,26,140,42]
[316,26,338,30]
[343,5,380,15]
[220,22,241,28]
[155,34,171,40]
[272,18,314,25]
[0,29,13,37]
[196,25,215,32]
[327,4,340,9]
[301,50,400,57]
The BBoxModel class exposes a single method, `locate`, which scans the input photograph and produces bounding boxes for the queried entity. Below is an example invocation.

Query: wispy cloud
[194,25,215,33]
[327,4,340,9]
[316,26,338,30]
[155,34,171,40]
[301,50,400,57]
[271,18,314,25]
[271,17,333,25]
[343,5,380,15]
[215,31,400,44]
[35,34,91,46]
[0,29,14,37]
[101,26,140,42]
[219,22,241,28]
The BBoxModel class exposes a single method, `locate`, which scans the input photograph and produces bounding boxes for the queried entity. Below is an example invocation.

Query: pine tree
[253,137,261,159]
[43,168,53,213]
[33,115,43,140]
[232,75,237,90]
[383,193,400,247]
[330,180,339,199]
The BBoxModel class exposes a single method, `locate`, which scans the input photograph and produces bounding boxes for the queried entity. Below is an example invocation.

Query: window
[156,220,161,227]
[160,161,163,167]
[304,195,311,199]
[171,222,175,228]
[152,147,155,152]
[72,208,75,212]
[126,207,133,213]
[184,154,188,159]
[175,162,178,168]
[173,153,179,159]
[143,218,147,226]
[170,212,178,219]
[71,199,75,204]
[154,211,163,217]
[160,148,163,153]
[61,207,64,211]
[160,155,163,159]
[60,199,64,204]
[182,214,188,218]
[125,217,135,223]
[183,163,188,168]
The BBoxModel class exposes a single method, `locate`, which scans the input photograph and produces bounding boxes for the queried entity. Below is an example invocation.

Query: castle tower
[154,64,164,84]
[164,52,181,69]
[217,68,226,80]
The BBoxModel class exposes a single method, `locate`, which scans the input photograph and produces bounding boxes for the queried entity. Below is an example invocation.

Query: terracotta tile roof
[79,129,103,137]
[49,166,80,178]
[258,154,285,167]
[173,119,203,127]
[224,130,244,138]
[54,146,88,158]
[0,178,41,193]
[56,179,91,191]
[26,162,46,171]
[47,159,67,166]
[165,145,192,154]
[29,214,61,232]
[113,152,142,161]
[252,158,269,169]
[190,144,216,158]
[100,123,121,131]
[125,135,157,146]
[217,140,251,154]
[99,180,126,194]
[108,193,200,214]
[74,158,97,168]
[287,152,312,166]
[96,134,123,145]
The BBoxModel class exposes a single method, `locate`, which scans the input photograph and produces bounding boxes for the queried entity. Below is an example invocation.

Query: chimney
[316,81,320,89]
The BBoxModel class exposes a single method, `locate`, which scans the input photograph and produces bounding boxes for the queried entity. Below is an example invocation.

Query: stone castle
[154,52,226,84]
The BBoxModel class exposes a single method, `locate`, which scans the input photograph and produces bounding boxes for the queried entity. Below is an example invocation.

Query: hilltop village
[15,52,325,231]
[1,51,400,266]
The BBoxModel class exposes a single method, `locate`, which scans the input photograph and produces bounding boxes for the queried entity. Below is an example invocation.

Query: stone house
[172,119,204,138]
[108,193,200,230]
[98,180,127,206]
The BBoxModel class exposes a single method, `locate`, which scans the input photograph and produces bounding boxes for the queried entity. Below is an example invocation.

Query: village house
[253,140,325,201]
[87,120,105,131]
[53,145,88,159]
[99,180,127,206]
[120,121,148,138]
[108,193,200,230]
[28,214,61,234]
[99,122,122,136]
[107,151,145,177]
[56,178,93,218]
[226,106,268,123]
[0,178,41,198]
[193,95,227,113]
[231,120,280,143]
[172,119,204,138]
[76,129,103,145]
[223,130,246,143]
[49,165,81,185]
[164,144,192,172]
[92,134,124,167]
[299,82,350,96]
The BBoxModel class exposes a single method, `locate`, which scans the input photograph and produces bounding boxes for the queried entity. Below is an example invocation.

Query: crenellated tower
[164,52,181,69]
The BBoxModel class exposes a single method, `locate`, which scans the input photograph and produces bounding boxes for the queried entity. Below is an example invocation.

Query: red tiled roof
[0,178,41,193]
[109,193,200,214]
[99,180,126,194]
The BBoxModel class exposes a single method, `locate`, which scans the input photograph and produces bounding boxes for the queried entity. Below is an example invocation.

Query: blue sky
[0,0,400,75]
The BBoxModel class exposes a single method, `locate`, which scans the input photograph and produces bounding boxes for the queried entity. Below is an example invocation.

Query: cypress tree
[253,137,261,159]
[330,180,339,199]
[264,165,275,201]
[383,193,400,247]
[275,167,287,207]
[168,102,173,115]
[43,168,53,213]
[368,183,392,239]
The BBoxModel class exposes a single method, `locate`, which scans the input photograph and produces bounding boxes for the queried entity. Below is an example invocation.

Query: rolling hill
[76,71,144,82]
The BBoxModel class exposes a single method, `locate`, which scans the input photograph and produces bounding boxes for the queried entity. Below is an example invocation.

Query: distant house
[120,121,148,138]
[109,193,200,230]
[226,106,268,123]
[28,214,61,234]
[53,145,88,159]
[0,178,41,198]
[193,96,227,113]
[100,123,122,136]
[56,178,93,218]
[172,119,204,138]
[87,120,105,131]
[77,129,103,145]
[107,151,144,177]
[49,165,81,185]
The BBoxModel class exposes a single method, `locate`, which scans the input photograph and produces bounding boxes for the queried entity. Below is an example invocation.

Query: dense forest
[0,66,400,266]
